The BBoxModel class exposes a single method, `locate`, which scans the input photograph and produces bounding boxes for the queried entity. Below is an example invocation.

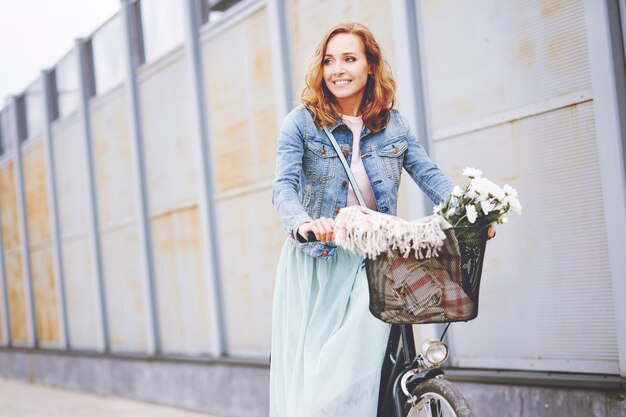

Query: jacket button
[322,250,328,257]
[321,147,326,155]
[343,150,349,158]
[342,180,347,187]
[393,147,398,154]
[335,208,340,215]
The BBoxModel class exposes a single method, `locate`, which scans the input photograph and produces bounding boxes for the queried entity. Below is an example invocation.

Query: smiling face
[322,33,370,116]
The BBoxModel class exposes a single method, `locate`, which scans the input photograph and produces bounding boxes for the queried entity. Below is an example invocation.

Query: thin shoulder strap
[323,126,366,207]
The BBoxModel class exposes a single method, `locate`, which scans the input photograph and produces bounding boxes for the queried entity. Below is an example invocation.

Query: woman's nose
[333,62,344,75]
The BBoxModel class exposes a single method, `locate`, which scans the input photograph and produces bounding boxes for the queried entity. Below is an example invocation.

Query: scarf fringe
[334,206,450,260]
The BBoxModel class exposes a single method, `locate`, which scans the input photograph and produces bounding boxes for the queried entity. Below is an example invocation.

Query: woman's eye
[345,57,356,62]
[323,59,333,65]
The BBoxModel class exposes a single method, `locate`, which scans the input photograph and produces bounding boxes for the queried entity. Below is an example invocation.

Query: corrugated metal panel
[138,56,199,211]
[21,141,60,345]
[52,120,92,237]
[288,0,396,94]
[100,225,149,351]
[0,162,21,251]
[22,141,52,244]
[217,189,284,354]
[91,93,137,225]
[435,102,618,374]
[152,206,213,354]
[61,236,101,350]
[203,8,278,192]
[5,254,28,343]
[30,246,59,345]
[0,162,28,344]
[52,118,102,350]
[421,0,590,133]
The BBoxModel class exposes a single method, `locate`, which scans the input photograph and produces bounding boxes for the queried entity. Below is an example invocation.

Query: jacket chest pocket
[303,140,337,180]
[376,139,408,180]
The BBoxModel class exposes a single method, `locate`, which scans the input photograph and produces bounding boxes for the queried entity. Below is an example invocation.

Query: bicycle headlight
[421,339,449,365]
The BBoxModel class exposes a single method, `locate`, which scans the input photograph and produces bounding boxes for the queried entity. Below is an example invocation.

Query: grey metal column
[120,0,161,354]
[181,0,227,355]
[40,70,69,349]
[8,97,36,347]
[267,0,295,122]
[75,40,110,352]
[583,0,626,377]
[0,184,10,345]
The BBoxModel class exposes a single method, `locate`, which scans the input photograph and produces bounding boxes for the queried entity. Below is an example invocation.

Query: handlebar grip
[296,231,319,243]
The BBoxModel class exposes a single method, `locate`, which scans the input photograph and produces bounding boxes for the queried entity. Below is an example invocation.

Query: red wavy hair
[301,22,396,132]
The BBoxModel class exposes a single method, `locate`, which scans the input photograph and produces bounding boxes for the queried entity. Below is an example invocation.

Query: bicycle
[376,323,472,417]
[303,222,486,417]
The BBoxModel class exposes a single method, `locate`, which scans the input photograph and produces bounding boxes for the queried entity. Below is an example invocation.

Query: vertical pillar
[584,0,626,377]
[8,97,36,347]
[120,0,160,354]
[75,40,110,352]
[391,0,433,220]
[40,70,69,349]
[181,0,227,355]
[266,0,295,123]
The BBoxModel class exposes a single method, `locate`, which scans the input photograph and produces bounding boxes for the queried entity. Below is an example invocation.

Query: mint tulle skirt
[270,239,391,417]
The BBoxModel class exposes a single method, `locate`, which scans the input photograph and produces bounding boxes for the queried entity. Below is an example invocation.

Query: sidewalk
[0,379,219,417]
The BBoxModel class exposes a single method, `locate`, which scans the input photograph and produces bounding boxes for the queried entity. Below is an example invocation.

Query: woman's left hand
[487,227,496,240]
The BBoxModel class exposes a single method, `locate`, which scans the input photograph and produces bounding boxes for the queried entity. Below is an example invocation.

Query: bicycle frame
[377,324,446,417]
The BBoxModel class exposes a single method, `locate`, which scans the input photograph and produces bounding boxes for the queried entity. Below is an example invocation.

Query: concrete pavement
[0,379,220,417]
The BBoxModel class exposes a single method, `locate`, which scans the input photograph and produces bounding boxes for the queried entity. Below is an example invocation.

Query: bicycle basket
[364,226,488,324]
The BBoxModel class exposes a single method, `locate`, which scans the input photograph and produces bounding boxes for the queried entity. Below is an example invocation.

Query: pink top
[341,114,377,210]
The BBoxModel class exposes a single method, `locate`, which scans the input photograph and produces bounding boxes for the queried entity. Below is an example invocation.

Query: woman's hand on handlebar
[297,217,335,243]
[487,227,496,240]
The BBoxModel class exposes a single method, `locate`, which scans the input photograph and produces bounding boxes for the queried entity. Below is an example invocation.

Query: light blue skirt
[270,239,391,417]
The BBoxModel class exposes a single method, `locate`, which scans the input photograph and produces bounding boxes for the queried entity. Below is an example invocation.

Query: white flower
[451,185,463,197]
[481,200,496,215]
[503,184,518,198]
[466,205,478,223]
[433,202,443,214]
[462,167,482,179]
[508,197,523,214]
[499,216,509,224]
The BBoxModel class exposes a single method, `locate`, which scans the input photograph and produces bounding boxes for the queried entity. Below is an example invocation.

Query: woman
[271,22,455,417]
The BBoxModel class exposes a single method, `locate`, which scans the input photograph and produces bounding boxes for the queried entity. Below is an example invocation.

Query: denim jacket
[272,105,453,260]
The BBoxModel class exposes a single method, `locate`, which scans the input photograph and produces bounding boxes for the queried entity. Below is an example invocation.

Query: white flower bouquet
[435,167,522,228]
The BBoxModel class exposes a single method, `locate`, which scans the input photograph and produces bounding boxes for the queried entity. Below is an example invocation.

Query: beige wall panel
[5,254,28,343]
[420,0,590,131]
[101,225,149,351]
[22,142,52,245]
[217,189,284,353]
[288,0,396,95]
[52,122,91,237]
[203,9,278,192]
[62,237,101,349]
[139,58,199,211]
[152,206,212,353]
[0,162,21,251]
[435,102,617,373]
[91,94,137,225]
[30,246,59,344]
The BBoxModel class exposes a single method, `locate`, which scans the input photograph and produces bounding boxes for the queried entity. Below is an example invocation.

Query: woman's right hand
[297,217,335,243]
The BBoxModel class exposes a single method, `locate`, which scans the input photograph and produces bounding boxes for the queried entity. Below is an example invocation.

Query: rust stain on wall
[0,163,22,251]
[22,143,52,244]
[5,254,28,343]
[31,246,60,343]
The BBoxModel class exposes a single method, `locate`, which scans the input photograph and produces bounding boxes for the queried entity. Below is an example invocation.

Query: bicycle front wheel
[405,378,473,417]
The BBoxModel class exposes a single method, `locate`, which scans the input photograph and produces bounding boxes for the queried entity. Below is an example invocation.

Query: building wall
[0,0,624,416]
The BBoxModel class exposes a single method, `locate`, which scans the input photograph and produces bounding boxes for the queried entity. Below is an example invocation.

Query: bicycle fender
[406,368,445,392]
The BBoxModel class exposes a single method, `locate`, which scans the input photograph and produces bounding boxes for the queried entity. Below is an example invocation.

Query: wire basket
[364,226,489,325]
